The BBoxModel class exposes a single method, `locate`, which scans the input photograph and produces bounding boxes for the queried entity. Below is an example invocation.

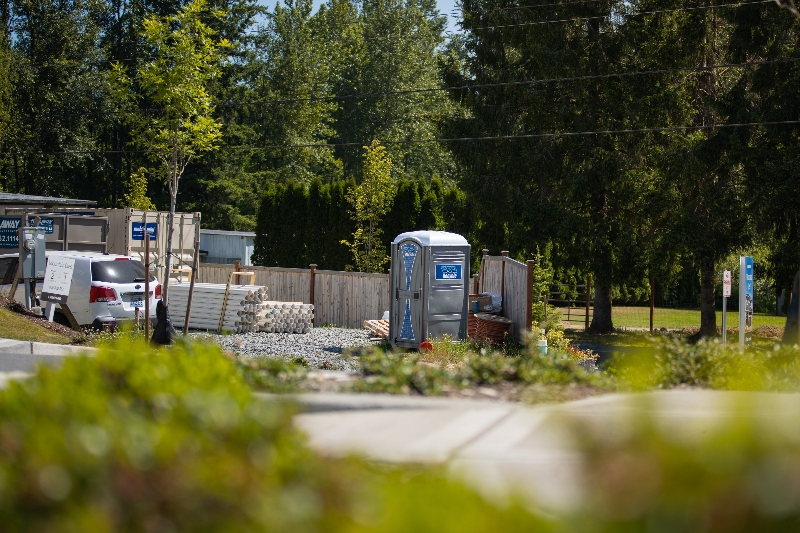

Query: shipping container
[3,208,200,283]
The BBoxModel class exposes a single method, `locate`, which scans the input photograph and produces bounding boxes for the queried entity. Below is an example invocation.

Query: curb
[0,339,97,357]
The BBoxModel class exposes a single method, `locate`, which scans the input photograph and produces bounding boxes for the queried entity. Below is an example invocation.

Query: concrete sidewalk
[0,339,96,386]
[0,339,96,356]
[292,390,800,511]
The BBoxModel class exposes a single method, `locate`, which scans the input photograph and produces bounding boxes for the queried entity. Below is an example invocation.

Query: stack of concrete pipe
[236,287,314,334]
[168,282,313,334]
[168,282,266,332]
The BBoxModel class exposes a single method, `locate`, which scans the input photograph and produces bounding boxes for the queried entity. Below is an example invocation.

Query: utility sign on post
[41,257,75,304]
[722,269,731,344]
[739,256,754,347]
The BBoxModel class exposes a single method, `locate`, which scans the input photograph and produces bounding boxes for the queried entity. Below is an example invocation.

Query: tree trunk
[699,254,717,336]
[162,188,176,317]
[589,274,614,333]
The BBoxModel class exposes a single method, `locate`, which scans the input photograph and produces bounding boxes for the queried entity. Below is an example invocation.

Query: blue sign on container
[0,217,22,249]
[435,264,462,281]
[132,222,157,241]
[28,217,54,234]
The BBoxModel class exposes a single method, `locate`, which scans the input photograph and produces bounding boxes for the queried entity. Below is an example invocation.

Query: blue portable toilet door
[394,240,424,345]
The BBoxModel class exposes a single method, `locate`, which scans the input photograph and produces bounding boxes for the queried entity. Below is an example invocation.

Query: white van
[46,251,161,329]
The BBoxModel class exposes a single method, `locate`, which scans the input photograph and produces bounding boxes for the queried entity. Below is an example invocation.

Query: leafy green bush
[609,337,800,392]
[232,354,309,393]
[353,348,454,395]
[0,338,556,532]
[567,398,800,532]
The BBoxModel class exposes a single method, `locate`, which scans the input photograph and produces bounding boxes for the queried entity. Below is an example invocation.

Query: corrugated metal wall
[199,233,254,266]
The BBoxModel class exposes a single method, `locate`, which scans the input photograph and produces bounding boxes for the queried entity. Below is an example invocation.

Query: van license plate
[130,298,144,308]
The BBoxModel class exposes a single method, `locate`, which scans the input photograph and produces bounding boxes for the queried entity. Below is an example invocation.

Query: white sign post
[722,270,731,344]
[41,257,75,322]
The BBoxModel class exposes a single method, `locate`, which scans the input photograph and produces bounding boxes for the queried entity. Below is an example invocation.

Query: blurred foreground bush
[0,339,545,532]
[610,338,800,391]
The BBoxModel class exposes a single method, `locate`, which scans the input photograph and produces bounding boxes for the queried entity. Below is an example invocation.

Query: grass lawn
[0,308,74,344]
[560,306,785,330]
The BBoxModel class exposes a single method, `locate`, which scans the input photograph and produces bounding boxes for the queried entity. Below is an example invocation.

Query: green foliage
[353,348,452,395]
[122,167,156,211]
[0,337,560,531]
[342,140,395,272]
[610,337,800,392]
[254,176,467,269]
[233,354,309,392]
[111,0,230,303]
[252,178,355,269]
[353,339,605,395]
[0,338,314,531]
[568,399,800,532]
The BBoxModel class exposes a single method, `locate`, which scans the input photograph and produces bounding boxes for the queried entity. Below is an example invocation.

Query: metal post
[480,249,488,294]
[144,233,150,340]
[183,240,200,335]
[309,264,317,326]
[500,251,508,312]
[650,275,655,333]
[585,275,592,330]
[526,260,534,333]
[722,294,727,344]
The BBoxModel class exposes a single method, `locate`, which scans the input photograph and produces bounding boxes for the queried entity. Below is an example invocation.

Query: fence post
[650,275,655,333]
[526,260,534,333]
[473,273,479,294]
[585,275,592,330]
[309,264,317,326]
[501,251,509,313]
[480,249,488,293]
[235,260,240,273]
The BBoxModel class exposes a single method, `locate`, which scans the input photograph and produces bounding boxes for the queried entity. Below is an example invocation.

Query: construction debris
[363,319,389,339]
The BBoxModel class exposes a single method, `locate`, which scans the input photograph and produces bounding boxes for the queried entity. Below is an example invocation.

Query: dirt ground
[0,295,86,343]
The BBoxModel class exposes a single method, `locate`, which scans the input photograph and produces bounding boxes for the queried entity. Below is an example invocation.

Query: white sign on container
[41,257,75,304]
[723,270,732,298]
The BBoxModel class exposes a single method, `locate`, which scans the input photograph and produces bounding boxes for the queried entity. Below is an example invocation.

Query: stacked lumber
[237,288,314,334]
[364,319,389,339]
[169,282,262,332]
[169,282,314,333]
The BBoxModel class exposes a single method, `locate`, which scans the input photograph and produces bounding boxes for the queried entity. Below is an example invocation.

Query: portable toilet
[389,231,470,349]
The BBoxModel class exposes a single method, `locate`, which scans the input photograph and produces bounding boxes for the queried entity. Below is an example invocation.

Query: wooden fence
[197,254,533,339]
[196,264,389,329]
[478,251,534,343]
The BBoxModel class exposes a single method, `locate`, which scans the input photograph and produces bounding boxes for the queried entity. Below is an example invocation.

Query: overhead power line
[219,57,800,107]
[466,0,773,31]
[21,56,800,121]
[4,120,798,156]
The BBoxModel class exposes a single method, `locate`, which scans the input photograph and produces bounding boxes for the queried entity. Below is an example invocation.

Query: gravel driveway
[202,327,375,371]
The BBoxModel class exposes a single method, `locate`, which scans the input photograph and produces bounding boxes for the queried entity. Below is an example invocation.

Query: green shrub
[458,351,513,385]
[353,348,454,395]
[566,398,800,532]
[232,354,309,393]
[609,337,800,392]
[0,338,556,532]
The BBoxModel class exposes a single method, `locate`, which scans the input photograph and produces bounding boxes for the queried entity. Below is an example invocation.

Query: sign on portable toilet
[389,231,471,350]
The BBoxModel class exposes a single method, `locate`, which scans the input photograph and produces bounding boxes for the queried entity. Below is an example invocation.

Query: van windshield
[91,260,154,284]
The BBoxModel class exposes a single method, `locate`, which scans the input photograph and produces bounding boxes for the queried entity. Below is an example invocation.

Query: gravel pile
[203,327,375,372]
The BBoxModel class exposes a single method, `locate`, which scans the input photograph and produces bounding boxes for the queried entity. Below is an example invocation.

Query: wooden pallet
[364,319,389,339]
